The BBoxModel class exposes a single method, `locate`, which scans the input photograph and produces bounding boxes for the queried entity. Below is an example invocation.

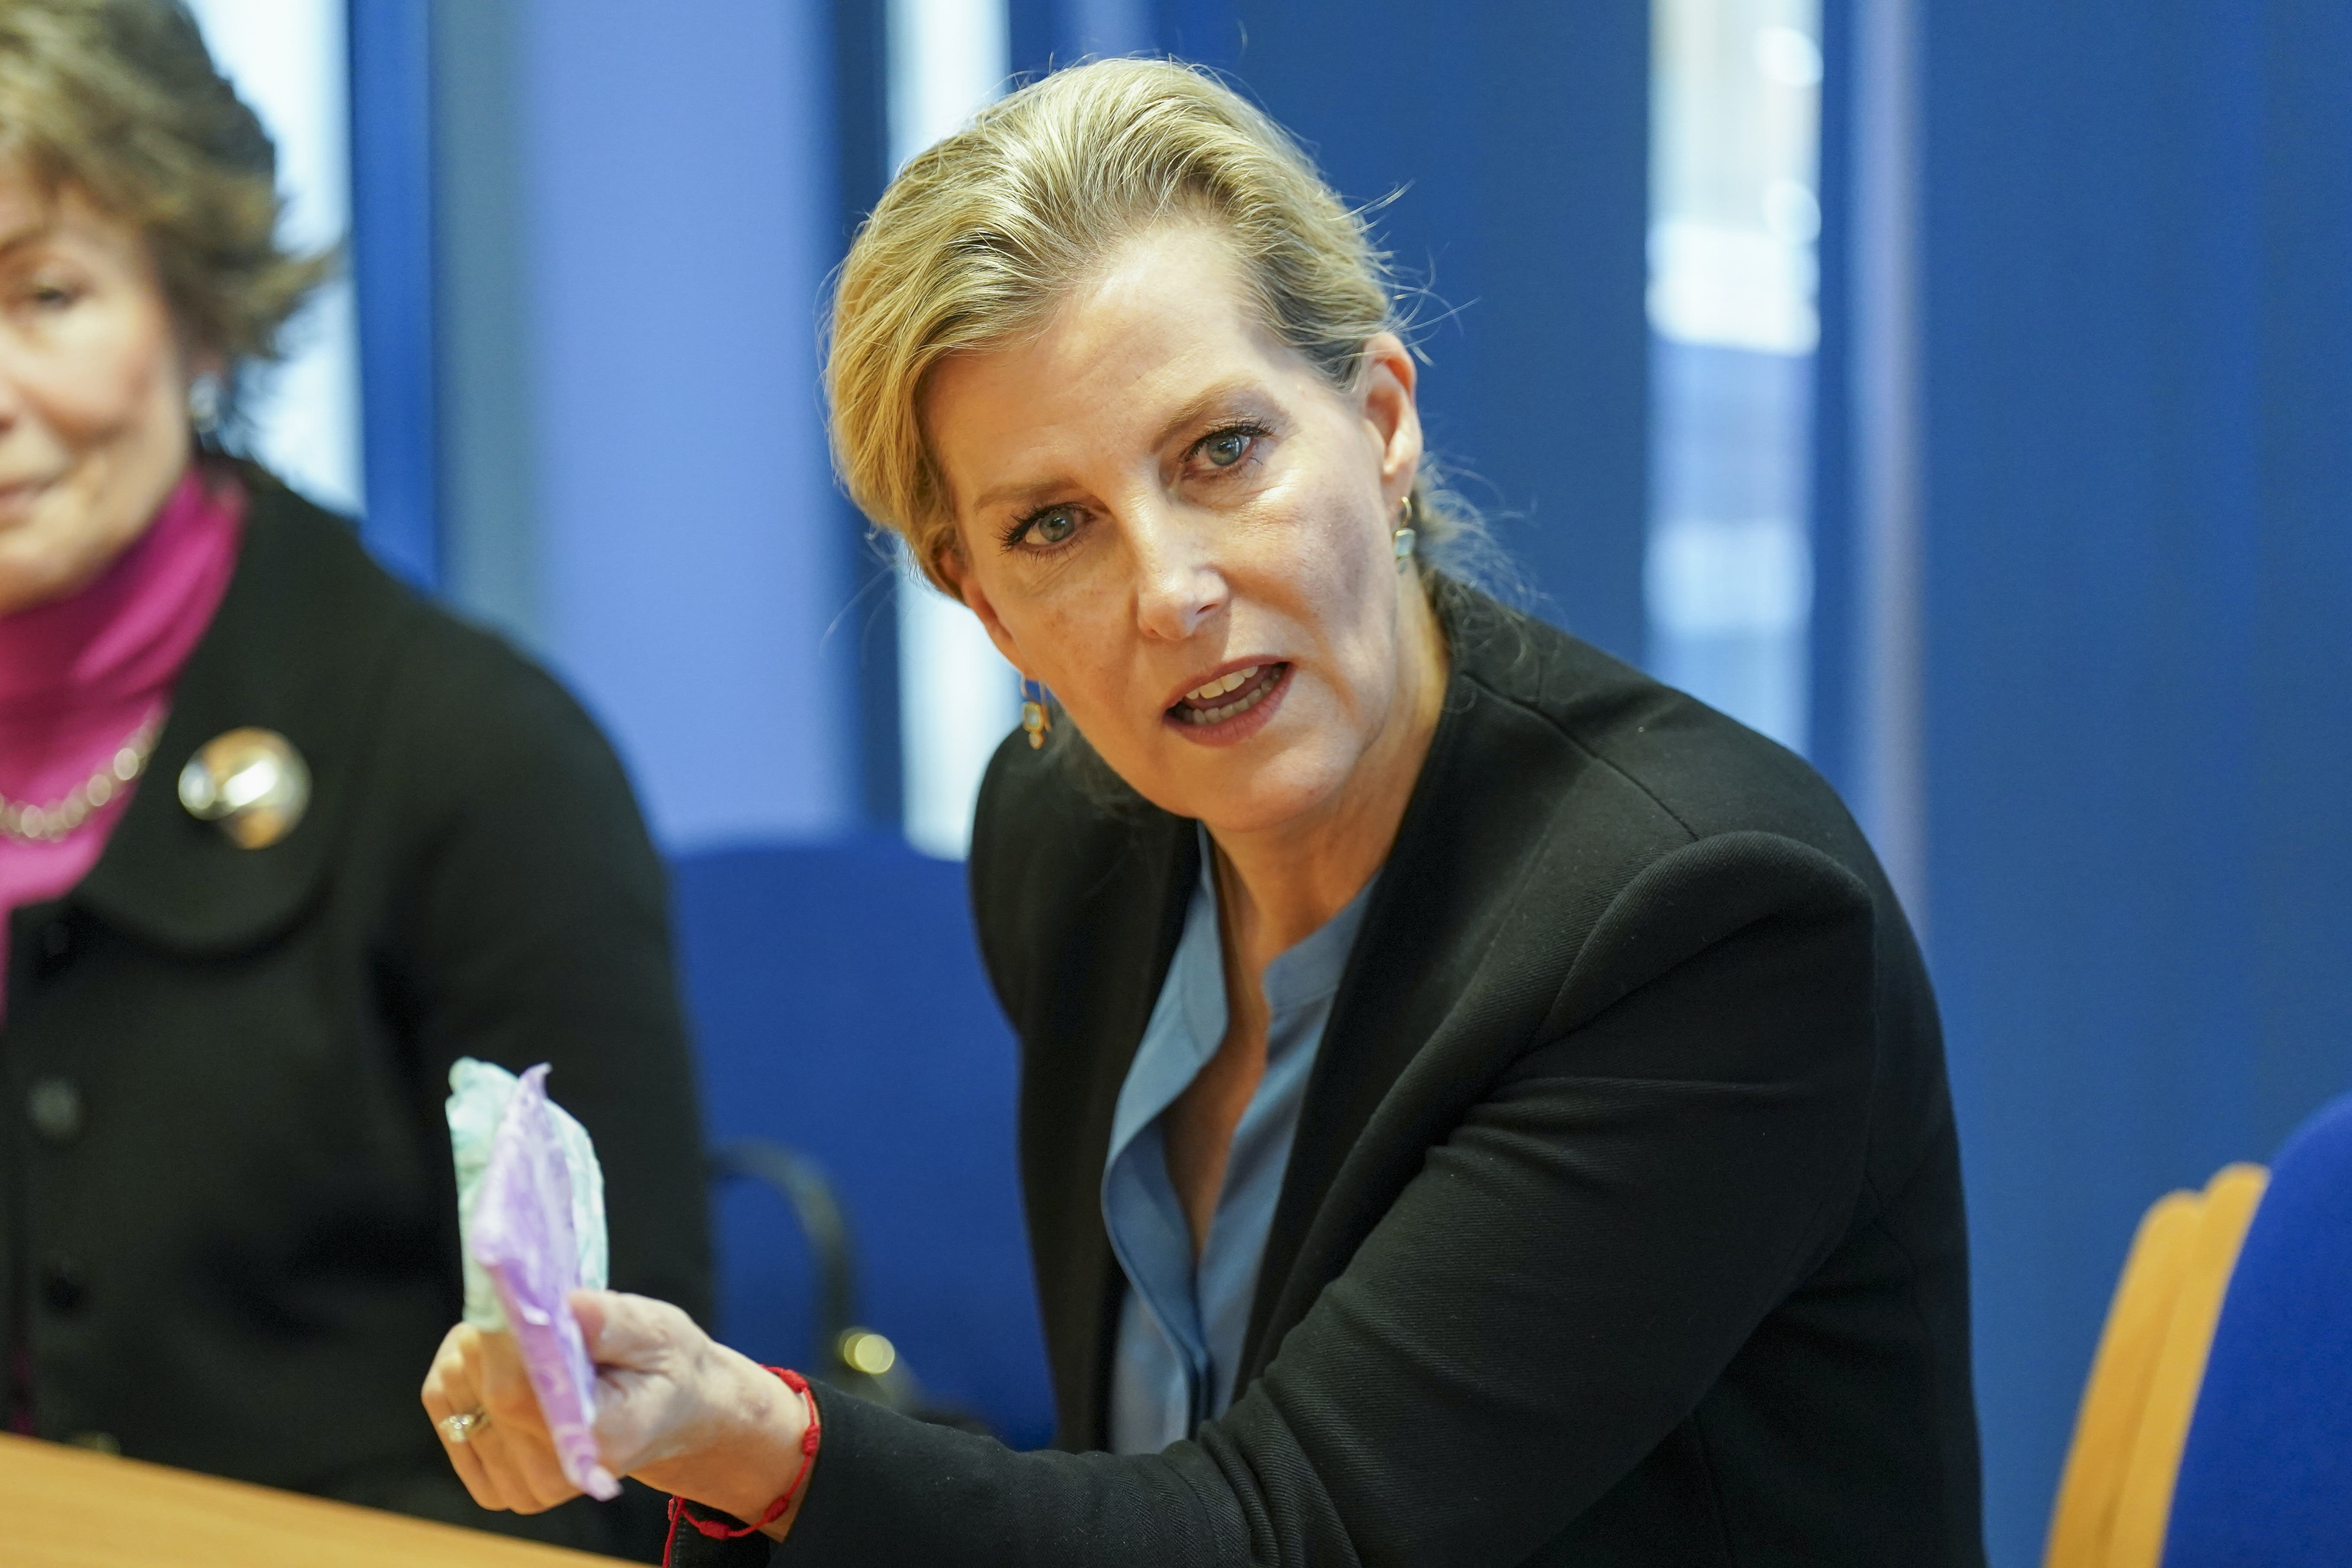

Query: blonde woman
[0,4,707,1555]
[427,60,1983,1567]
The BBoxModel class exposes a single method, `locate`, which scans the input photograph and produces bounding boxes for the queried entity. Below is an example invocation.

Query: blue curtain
[1815,5,2352,1562]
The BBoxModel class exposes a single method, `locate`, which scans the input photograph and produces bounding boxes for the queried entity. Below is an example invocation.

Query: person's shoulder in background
[238,466,713,1325]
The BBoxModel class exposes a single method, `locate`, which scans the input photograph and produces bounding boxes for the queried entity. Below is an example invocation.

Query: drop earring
[188,374,224,438]
[1392,496,1418,568]
[1021,678,1053,750]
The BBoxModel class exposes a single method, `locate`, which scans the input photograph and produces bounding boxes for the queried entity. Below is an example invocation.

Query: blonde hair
[827,57,1473,594]
[0,1,331,379]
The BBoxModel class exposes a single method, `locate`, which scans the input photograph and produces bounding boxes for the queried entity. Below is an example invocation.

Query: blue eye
[1203,430,1249,468]
[998,505,1080,554]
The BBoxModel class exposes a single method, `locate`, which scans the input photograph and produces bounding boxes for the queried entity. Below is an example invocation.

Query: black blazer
[694,590,1984,1567]
[0,468,711,1559]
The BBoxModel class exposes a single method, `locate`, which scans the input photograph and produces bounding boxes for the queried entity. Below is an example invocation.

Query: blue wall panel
[829,0,902,829]
[520,0,852,850]
[348,0,438,587]
[2245,6,2352,1149]
[1900,5,2352,1562]
[1807,0,1859,798]
[1221,1,1652,660]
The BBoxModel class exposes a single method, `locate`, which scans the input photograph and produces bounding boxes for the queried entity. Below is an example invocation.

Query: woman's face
[927,223,1440,841]
[0,169,198,616]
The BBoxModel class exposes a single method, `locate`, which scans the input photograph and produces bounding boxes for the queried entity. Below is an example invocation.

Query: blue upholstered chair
[2162,1091,2352,1566]
[670,836,1056,1448]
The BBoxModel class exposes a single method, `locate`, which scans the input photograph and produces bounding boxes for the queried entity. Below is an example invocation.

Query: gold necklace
[0,709,165,843]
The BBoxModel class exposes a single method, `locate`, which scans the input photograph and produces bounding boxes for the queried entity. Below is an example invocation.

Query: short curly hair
[0,0,330,370]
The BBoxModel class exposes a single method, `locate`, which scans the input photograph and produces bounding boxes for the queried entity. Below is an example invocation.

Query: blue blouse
[1102,830,1378,1454]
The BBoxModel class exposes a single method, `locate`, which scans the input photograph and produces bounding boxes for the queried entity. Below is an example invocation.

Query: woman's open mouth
[1165,661,1290,743]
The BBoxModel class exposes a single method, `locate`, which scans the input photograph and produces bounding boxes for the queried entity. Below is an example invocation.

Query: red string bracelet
[661,1366,821,1565]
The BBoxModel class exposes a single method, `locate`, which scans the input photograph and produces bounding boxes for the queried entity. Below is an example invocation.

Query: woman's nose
[1128,501,1228,643]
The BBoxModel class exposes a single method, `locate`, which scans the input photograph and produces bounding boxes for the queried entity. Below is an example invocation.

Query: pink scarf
[0,465,245,1023]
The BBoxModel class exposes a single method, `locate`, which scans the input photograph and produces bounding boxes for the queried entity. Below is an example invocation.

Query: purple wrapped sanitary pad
[467,1063,621,1500]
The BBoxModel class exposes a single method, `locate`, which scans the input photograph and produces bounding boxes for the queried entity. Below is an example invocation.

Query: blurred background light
[1645,0,1822,753]
[182,0,364,518]
[888,0,1022,861]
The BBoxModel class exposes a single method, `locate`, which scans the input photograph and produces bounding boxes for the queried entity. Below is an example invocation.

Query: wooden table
[0,1432,620,1566]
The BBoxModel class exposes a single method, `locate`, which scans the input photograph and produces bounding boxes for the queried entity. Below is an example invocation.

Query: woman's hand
[421,1291,814,1535]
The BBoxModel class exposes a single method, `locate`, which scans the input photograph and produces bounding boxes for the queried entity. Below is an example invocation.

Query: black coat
[0,468,712,1558]
[686,588,1983,1567]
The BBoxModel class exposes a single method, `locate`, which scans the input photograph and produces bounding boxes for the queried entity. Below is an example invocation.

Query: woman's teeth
[1184,666,1258,703]
[1175,664,1278,726]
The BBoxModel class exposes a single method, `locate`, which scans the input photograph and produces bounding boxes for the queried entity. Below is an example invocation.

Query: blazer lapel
[72,473,410,955]
[1022,808,1199,1449]
[1238,606,1589,1378]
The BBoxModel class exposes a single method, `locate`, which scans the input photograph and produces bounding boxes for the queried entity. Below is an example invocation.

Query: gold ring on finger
[440,1407,491,1444]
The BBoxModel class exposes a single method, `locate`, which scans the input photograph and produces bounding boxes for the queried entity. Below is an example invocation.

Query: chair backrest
[2046,1188,2203,1568]
[2045,1163,2268,1568]
[2162,1091,2352,1568]
[669,836,1055,1448]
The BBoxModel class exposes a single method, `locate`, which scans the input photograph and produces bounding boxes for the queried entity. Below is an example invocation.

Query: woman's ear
[1357,332,1424,509]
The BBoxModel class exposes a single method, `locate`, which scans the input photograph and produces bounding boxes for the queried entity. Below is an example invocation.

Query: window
[888,0,1019,860]
[1646,0,1823,751]
[183,0,363,517]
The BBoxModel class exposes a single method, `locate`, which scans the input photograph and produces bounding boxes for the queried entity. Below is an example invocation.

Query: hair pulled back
[828,57,1472,594]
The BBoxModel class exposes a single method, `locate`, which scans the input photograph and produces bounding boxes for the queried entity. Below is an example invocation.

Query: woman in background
[0,3,708,1557]
[427,58,1982,1566]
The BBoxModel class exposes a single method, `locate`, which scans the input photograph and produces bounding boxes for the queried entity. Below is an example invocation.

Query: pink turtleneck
[0,465,245,1022]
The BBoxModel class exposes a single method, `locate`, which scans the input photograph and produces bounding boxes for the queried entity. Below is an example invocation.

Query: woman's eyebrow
[1149,378,1268,451]
[965,380,1274,516]
[970,472,1073,517]
[0,218,58,261]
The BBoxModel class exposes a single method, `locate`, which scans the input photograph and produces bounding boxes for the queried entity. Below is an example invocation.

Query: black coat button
[26,1078,83,1143]
[42,1257,86,1314]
